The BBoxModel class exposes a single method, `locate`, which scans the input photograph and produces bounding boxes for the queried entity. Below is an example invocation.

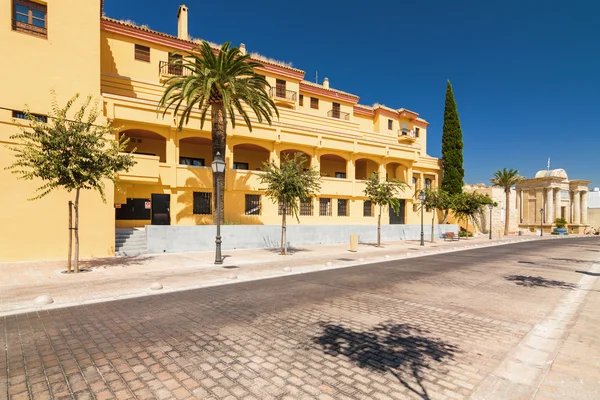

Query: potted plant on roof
[553,217,568,235]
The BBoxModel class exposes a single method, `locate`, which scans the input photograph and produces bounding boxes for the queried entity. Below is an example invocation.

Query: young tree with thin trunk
[421,189,451,242]
[451,192,493,240]
[364,172,408,247]
[6,92,134,272]
[158,41,279,223]
[441,80,465,222]
[259,153,321,255]
[490,168,523,236]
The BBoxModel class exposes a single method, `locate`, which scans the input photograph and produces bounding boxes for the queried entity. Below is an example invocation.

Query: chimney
[239,43,246,55]
[323,77,329,89]
[177,5,189,40]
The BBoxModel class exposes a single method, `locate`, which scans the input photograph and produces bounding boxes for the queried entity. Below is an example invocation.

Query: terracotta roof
[100,16,304,73]
[300,80,359,99]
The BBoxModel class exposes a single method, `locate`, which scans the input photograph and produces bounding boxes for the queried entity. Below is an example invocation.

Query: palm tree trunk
[211,102,226,224]
[442,209,449,224]
[282,204,287,255]
[74,188,80,273]
[504,190,510,236]
[377,205,382,247]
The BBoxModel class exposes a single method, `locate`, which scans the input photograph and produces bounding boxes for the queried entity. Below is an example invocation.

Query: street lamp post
[211,152,226,264]
[419,190,426,246]
[539,208,544,237]
[488,203,494,240]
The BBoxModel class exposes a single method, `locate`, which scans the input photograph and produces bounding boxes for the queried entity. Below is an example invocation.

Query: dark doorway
[151,194,170,225]
[389,200,405,224]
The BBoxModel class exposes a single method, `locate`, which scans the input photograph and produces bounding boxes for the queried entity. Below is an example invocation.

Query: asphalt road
[1,237,598,400]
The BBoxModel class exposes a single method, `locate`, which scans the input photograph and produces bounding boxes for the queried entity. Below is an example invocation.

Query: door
[151,194,170,225]
[332,102,341,119]
[389,200,405,224]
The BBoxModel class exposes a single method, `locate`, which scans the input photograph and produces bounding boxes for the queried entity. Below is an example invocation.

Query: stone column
[573,191,581,224]
[554,189,561,222]
[581,191,588,224]
[546,188,553,223]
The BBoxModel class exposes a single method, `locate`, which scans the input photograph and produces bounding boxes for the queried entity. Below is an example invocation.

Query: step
[115,237,146,244]
[116,245,147,252]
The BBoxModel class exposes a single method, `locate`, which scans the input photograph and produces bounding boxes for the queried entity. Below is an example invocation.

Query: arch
[179,137,212,166]
[121,129,167,162]
[354,158,379,180]
[320,153,347,178]
[280,149,311,168]
[386,162,408,182]
[233,143,270,171]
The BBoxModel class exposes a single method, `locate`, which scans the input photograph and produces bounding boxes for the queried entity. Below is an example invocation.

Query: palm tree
[158,41,279,221]
[490,168,523,236]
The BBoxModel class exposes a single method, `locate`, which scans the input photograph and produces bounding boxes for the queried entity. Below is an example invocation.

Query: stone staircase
[115,228,147,256]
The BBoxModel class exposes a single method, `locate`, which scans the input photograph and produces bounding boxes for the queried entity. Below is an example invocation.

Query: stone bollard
[150,282,163,290]
[34,295,54,306]
[349,234,359,252]
[326,262,333,267]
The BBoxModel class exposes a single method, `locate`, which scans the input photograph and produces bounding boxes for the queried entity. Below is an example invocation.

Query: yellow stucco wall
[0,0,116,262]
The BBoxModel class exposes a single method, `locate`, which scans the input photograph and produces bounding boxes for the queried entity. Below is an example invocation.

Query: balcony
[320,177,353,195]
[118,154,160,183]
[327,110,350,121]
[398,128,417,142]
[270,87,297,108]
[227,169,265,191]
[159,61,192,77]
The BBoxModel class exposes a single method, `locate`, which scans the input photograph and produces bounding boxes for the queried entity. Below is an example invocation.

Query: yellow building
[0,1,442,262]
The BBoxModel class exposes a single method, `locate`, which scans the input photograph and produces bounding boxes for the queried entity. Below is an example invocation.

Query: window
[276,79,286,98]
[245,194,261,215]
[300,199,313,216]
[425,178,432,190]
[415,127,420,138]
[388,119,393,130]
[363,200,373,217]
[412,177,417,188]
[179,157,205,166]
[310,97,319,109]
[338,199,349,216]
[331,102,340,119]
[193,192,211,215]
[319,198,331,216]
[134,44,150,62]
[278,201,293,216]
[335,172,346,179]
[168,52,183,75]
[12,110,47,123]
[413,203,418,212]
[13,0,47,38]
[299,94,304,106]
[233,162,249,170]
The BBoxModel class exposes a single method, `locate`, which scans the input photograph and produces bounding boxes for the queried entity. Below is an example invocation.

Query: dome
[534,168,568,179]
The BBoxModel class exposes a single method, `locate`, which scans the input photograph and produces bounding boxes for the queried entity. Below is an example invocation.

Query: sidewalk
[0,233,571,317]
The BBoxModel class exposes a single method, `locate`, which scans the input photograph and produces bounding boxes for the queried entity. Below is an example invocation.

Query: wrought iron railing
[270,88,297,101]
[12,20,47,38]
[327,110,350,120]
[399,128,415,138]
[159,60,192,76]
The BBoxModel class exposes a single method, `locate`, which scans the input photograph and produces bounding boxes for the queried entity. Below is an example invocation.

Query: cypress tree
[441,80,464,195]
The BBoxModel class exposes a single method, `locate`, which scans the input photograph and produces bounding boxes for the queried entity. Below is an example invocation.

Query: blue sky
[104,0,600,187]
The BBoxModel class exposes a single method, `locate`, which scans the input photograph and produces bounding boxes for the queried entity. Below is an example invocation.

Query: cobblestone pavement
[1,238,598,399]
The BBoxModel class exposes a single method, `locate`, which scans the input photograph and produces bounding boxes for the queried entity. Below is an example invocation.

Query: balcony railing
[159,61,192,76]
[270,87,297,101]
[12,20,47,38]
[327,110,350,120]
[399,128,416,138]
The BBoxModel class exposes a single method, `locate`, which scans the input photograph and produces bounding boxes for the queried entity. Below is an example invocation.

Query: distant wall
[146,224,459,254]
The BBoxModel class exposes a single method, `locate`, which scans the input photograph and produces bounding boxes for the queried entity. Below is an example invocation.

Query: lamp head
[211,152,226,173]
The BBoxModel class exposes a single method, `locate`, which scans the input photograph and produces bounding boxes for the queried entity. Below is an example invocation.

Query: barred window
[278,201,293,216]
[193,192,211,215]
[12,110,47,123]
[425,178,432,189]
[180,157,204,166]
[363,200,373,217]
[13,0,47,38]
[415,127,420,137]
[299,94,304,106]
[300,199,313,216]
[134,44,150,62]
[388,119,393,130]
[338,199,349,216]
[319,198,331,216]
[245,194,261,215]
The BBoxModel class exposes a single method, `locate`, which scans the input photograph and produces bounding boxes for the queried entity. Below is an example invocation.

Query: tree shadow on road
[504,275,577,289]
[575,270,600,277]
[82,255,154,269]
[313,321,459,400]
[550,257,594,264]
